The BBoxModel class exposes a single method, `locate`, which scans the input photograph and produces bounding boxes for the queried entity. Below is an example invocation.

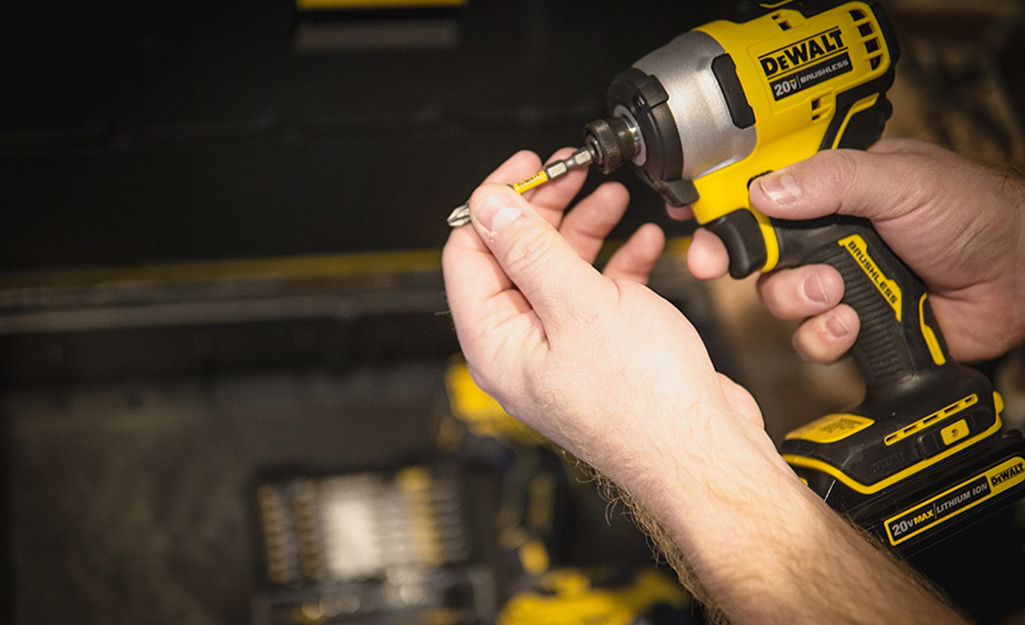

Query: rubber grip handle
[774,215,949,395]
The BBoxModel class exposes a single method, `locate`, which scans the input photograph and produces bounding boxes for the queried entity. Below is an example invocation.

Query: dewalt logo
[759,27,846,78]
[991,462,1024,487]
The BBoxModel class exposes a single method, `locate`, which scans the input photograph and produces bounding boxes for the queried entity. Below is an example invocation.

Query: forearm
[622,410,969,625]
[1012,174,1025,348]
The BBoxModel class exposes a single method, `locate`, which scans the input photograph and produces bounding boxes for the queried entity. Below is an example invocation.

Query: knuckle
[757,270,803,319]
[504,226,557,280]
[816,149,860,195]
[792,326,831,363]
[756,276,786,314]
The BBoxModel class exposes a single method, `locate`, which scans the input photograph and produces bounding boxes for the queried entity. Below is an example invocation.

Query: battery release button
[914,411,991,458]
[940,419,970,446]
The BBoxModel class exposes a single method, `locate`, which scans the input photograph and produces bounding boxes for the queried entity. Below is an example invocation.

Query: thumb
[749,148,926,224]
[469,184,609,337]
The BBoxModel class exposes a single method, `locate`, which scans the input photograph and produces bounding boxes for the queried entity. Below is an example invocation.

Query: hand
[684,138,1025,364]
[443,148,970,625]
[442,148,769,495]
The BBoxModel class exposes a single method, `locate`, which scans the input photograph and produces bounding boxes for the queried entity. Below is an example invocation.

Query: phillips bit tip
[447,203,471,227]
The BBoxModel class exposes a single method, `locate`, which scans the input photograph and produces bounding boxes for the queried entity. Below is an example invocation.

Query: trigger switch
[704,210,767,279]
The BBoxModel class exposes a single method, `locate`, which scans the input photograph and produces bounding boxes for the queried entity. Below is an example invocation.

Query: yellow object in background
[497,569,689,625]
[444,359,546,446]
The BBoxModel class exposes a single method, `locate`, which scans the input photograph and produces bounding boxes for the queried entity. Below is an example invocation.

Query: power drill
[580,0,1025,555]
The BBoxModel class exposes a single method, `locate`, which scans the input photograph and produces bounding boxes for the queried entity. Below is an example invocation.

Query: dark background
[0,0,716,271]
[3,1,1025,624]
[0,2,726,624]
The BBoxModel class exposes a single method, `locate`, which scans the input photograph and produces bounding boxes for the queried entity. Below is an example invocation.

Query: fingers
[482,150,543,186]
[445,150,545,315]
[665,202,731,282]
[755,264,855,363]
[442,205,525,353]
[748,147,929,223]
[464,184,610,340]
[559,181,631,264]
[686,228,730,280]
[755,265,844,320]
[690,235,857,364]
[526,147,593,224]
[442,148,595,407]
[666,203,694,221]
[474,148,592,230]
[867,136,939,157]
[755,265,857,363]
[791,304,860,363]
[604,223,666,285]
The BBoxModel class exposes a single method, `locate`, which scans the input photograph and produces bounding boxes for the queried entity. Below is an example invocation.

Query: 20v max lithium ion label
[884,457,1025,546]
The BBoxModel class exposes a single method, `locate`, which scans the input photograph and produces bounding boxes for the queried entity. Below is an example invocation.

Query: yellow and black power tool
[581,0,1025,555]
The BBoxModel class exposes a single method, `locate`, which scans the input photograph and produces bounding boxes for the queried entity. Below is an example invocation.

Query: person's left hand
[442,148,774,504]
[442,149,971,625]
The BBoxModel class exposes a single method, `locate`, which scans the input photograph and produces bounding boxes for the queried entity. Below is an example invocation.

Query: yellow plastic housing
[692,2,894,272]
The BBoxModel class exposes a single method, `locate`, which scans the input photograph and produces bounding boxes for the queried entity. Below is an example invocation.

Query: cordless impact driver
[579,0,1025,555]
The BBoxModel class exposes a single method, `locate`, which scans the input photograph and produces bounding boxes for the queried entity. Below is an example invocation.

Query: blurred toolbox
[0,3,731,623]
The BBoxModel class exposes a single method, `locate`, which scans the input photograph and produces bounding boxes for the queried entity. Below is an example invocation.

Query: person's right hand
[685,138,1025,364]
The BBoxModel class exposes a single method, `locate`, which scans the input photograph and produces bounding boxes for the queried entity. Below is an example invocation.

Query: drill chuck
[583,116,639,175]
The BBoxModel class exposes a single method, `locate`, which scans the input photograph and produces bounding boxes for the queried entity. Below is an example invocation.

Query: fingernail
[803,273,828,304]
[826,313,850,339]
[759,171,802,205]
[476,193,523,233]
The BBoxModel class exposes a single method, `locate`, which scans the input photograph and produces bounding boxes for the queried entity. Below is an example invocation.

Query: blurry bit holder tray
[0,245,731,625]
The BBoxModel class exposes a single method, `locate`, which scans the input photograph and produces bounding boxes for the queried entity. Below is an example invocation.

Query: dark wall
[1,0,717,271]
[0,6,727,623]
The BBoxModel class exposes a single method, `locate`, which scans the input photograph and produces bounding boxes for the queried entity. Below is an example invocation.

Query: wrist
[625,404,797,544]
[631,409,972,625]
[650,422,817,613]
